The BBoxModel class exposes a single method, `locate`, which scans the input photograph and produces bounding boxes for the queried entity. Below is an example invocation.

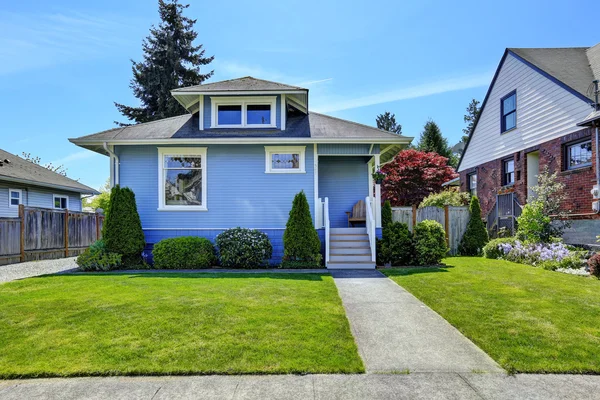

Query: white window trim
[8,188,22,208]
[211,96,277,128]
[157,147,208,212]
[53,194,69,210]
[264,146,306,174]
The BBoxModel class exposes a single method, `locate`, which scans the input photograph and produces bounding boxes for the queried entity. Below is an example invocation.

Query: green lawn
[0,273,363,378]
[382,257,600,374]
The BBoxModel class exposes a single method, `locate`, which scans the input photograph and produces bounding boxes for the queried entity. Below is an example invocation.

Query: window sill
[211,125,277,129]
[561,166,592,176]
[157,207,208,212]
[265,170,306,174]
[500,127,517,135]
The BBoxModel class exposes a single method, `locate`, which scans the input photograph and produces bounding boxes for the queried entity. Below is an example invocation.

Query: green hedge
[152,236,216,269]
[76,240,122,272]
[216,228,273,268]
[413,220,448,265]
[378,222,413,266]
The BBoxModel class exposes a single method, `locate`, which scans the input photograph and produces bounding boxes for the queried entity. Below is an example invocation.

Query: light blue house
[71,77,411,268]
[0,148,98,217]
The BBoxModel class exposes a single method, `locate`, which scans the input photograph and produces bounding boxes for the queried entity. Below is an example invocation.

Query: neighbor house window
[211,97,276,128]
[503,158,514,185]
[53,195,68,210]
[265,146,306,174]
[158,147,207,211]
[468,173,477,197]
[8,189,21,208]
[501,91,517,133]
[565,139,592,170]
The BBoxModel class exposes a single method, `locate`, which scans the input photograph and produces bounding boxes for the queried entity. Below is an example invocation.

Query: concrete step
[331,247,371,255]
[330,234,369,241]
[330,254,373,263]
[327,261,376,270]
[330,227,367,234]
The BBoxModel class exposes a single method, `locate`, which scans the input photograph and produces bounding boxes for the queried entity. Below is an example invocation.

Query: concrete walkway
[331,270,503,373]
[1,373,599,400]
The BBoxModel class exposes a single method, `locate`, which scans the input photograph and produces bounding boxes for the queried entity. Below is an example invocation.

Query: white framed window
[53,194,69,210]
[211,96,277,128]
[157,147,207,211]
[468,173,477,197]
[8,189,22,208]
[265,146,306,174]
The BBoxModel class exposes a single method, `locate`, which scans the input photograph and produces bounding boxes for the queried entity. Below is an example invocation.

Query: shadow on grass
[40,271,328,282]
[382,264,453,277]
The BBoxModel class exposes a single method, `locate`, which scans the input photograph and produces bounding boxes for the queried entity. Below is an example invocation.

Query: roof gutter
[0,176,99,195]
[103,142,119,186]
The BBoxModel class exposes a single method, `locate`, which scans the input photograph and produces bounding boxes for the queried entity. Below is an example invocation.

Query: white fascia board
[0,176,99,195]
[71,137,413,146]
[171,90,308,96]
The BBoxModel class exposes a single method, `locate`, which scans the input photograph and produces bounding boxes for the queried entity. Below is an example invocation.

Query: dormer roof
[171,76,307,93]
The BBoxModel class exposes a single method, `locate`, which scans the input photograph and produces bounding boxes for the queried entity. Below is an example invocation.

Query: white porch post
[374,153,382,228]
[313,143,319,228]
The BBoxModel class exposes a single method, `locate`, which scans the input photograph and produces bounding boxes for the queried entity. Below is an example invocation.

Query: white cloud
[51,150,98,166]
[295,78,333,86]
[312,72,493,113]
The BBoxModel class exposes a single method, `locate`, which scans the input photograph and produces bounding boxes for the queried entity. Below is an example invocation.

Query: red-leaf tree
[381,149,458,206]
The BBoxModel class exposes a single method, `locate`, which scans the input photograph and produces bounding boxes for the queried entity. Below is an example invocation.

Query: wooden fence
[391,205,470,255]
[0,205,104,266]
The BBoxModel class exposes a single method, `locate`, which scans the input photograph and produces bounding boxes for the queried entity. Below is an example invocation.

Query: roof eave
[171,89,308,95]
[0,175,99,195]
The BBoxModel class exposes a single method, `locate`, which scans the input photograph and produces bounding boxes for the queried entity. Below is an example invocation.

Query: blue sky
[0,0,595,190]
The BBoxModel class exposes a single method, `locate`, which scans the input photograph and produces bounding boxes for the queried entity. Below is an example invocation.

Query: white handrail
[316,197,323,228]
[365,196,376,262]
[324,197,330,265]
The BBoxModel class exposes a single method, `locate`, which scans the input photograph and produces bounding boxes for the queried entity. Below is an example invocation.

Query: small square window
[53,195,68,210]
[501,91,517,133]
[265,146,306,174]
[217,105,242,125]
[565,139,592,170]
[503,158,514,185]
[247,104,271,125]
[8,189,21,207]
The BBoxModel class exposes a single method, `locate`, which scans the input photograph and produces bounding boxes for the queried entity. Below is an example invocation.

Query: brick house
[458,44,600,246]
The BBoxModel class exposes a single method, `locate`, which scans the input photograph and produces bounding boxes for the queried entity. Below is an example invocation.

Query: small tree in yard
[459,196,488,256]
[381,149,457,206]
[381,200,393,229]
[103,185,145,266]
[282,191,322,268]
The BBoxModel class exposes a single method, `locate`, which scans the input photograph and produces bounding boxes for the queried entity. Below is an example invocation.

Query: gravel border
[0,257,78,283]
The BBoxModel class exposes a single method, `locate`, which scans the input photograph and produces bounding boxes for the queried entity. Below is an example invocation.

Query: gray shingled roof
[0,149,99,194]
[71,112,411,148]
[509,47,597,100]
[171,76,307,93]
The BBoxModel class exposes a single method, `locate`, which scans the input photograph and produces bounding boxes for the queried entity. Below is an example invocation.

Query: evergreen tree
[458,196,489,256]
[381,200,393,229]
[461,99,481,143]
[282,191,322,268]
[416,119,457,167]
[375,111,402,134]
[115,0,214,126]
[103,185,146,266]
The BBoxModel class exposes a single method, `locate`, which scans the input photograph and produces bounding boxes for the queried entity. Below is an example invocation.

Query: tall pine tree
[115,0,214,126]
[375,111,402,134]
[416,119,453,161]
[461,99,481,143]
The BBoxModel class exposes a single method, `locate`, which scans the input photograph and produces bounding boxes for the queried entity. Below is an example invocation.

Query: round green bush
[152,236,216,269]
[378,222,413,266]
[216,228,273,268]
[413,220,448,265]
[76,240,122,272]
[483,237,517,259]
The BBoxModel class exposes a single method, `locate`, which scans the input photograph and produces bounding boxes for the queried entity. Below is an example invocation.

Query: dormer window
[211,96,276,128]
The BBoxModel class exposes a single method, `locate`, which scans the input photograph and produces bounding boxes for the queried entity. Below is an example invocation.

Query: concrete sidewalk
[331,270,502,373]
[1,373,599,400]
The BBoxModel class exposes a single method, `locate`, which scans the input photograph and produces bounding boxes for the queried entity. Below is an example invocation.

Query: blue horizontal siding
[318,156,370,228]
[318,144,379,155]
[116,144,314,230]
[203,94,282,129]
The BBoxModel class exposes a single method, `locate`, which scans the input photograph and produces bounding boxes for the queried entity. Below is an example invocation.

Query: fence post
[95,213,100,241]
[412,205,417,228]
[444,205,450,248]
[64,209,69,258]
[19,204,25,262]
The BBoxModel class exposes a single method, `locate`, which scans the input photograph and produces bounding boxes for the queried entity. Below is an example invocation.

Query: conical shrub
[381,200,393,229]
[458,196,489,256]
[281,191,322,268]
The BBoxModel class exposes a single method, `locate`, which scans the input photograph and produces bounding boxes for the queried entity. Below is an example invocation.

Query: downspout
[595,124,599,212]
[103,142,119,186]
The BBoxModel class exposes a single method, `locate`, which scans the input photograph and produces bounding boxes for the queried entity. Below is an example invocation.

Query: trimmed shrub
[76,240,122,271]
[152,236,216,269]
[459,196,489,256]
[588,253,600,278]
[419,190,470,208]
[103,185,145,266]
[282,191,322,268]
[381,200,393,229]
[216,228,273,268]
[483,237,517,259]
[379,222,413,266]
[413,220,447,265]
[516,200,552,243]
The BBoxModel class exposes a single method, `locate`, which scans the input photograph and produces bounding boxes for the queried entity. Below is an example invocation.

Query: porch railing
[324,197,330,265]
[365,196,376,262]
